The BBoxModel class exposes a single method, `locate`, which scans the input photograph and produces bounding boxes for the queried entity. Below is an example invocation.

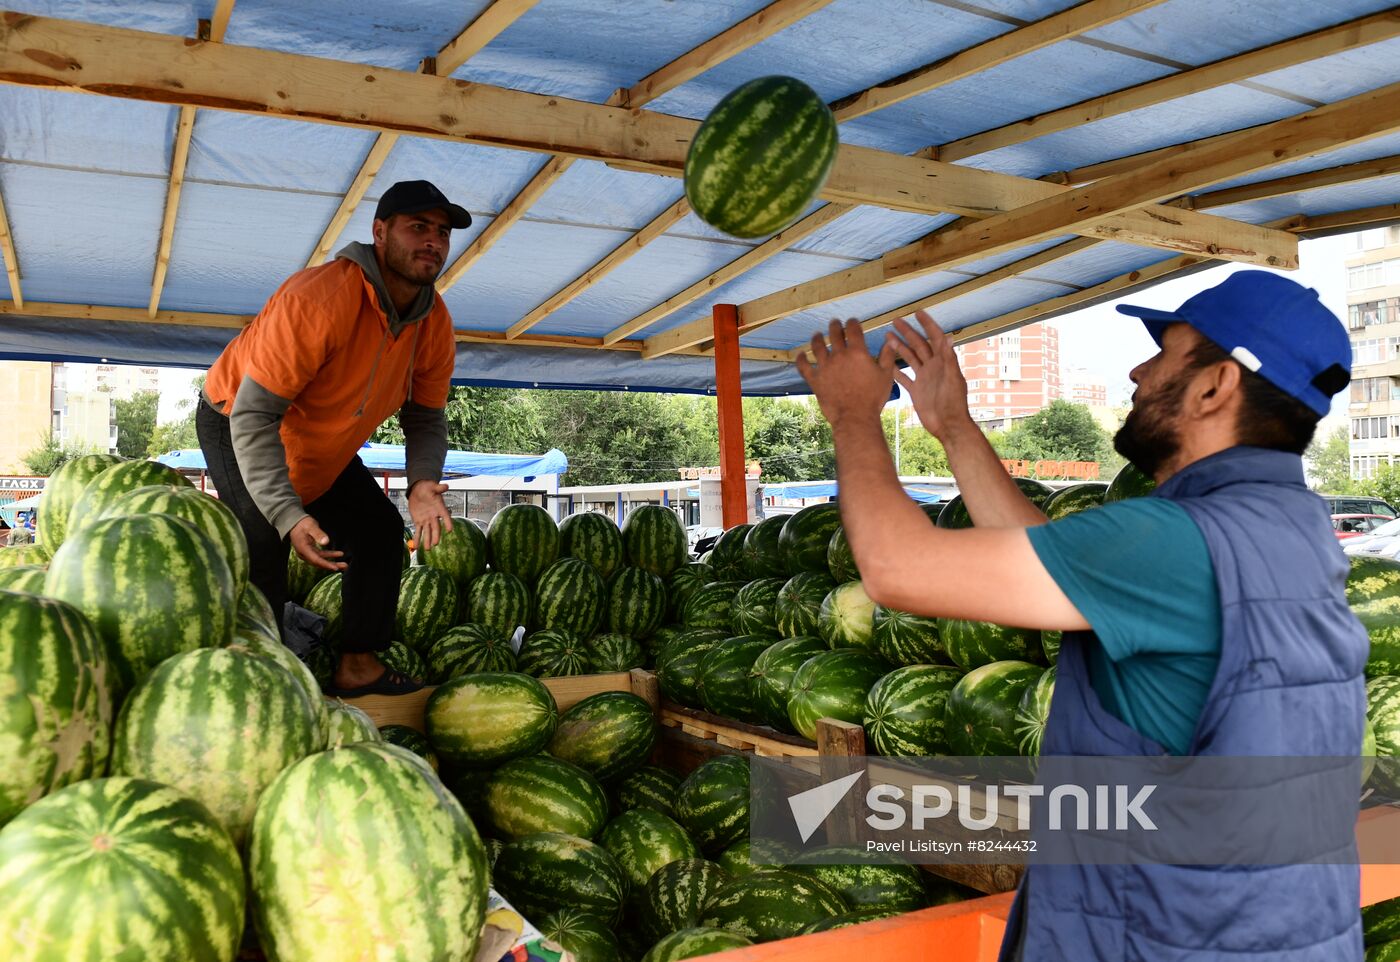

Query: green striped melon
[863,664,964,756]
[698,868,848,941]
[0,590,114,825]
[304,572,344,643]
[799,907,901,934]
[939,617,1045,670]
[818,580,877,650]
[224,630,329,750]
[237,583,279,642]
[427,624,518,681]
[1368,939,1400,962]
[35,453,123,555]
[656,627,730,671]
[1365,895,1400,949]
[486,754,609,840]
[790,847,929,911]
[871,605,948,665]
[788,649,892,741]
[775,571,837,638]
[608,565,668,639]
[1043,482,1108,521]
[96,484,249,599]
[111,647,317,846]
[519,628,593,677]
[560,512,625,582]
[1366,675,1400,795]
[742,516,787,579]
[714,838,797,877]
[682,580,745,632]
[1041,629,1062,666]
[937,478,1054,528]
[588,632,646,672]
[709,524,753,581]
[538,908,623,962]
[0,544,42,568]
[326,700,381,747]
[0,776,243,961]
[699,635,774,722]
[1365,714,1378,789]
[533,557,607,638]
[658,633,727,707]
[622,506,688,578]
[251,743,488,962]
[615,765,682,818]
[396,566,460,652]
[732,577,785,636]
[750,635,828,731]
[647,623,688,662]
[494,831,628,927]
[599,808,700,890]
[640,859,732,940]
[379,724,439,771]
[465,570,531,643]
[946,660,1047,756]
[549,691,657,782]
[1015,665,1057,757]
[378,639,427,680]
[1348,557,1400,677]
[641,927,752,962]
[420,515,488,587]
[66,459,191,537]
[675,755,750,854]
[489,503,560,584]
[1104,462,1157,502]
[684,75,839,239]
[426,671,557,768]
[287,544,330,604]
[0,564,47,594]
[44,513,236,694]
[780,503,843,575]
[667,563,715,622]
[827,526,859,583]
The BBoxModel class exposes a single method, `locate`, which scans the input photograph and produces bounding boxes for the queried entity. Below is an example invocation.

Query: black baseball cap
[374,180,472,229]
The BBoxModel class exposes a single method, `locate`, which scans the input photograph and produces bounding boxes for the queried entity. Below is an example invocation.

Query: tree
[113,389,159,459]
[1305,424,1354,494]
[996,400,1111,466]
[743,396,834,483]
[21,432,92,476]
[373,385,548,454]
[1360,463,1400,506]
[881,409,949,476]
[147,375,205,458]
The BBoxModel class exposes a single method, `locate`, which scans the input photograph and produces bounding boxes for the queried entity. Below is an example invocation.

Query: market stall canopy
[1,0,1398,395]
[156,443,569,479]
[0,492,42,526]
[764,480,943,503]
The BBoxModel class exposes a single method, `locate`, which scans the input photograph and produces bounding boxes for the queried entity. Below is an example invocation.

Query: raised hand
[796,318,897,429]
[887,310,974,441]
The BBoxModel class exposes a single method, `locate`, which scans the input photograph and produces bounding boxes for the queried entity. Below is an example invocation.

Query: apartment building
[957,322,1062,422]
[1344,225,1400,480]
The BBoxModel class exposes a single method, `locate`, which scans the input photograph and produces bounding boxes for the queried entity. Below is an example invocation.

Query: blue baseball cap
[1115,270,1351,417]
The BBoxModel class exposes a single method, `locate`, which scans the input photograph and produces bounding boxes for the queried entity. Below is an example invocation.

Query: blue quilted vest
[1001,447,1368,961]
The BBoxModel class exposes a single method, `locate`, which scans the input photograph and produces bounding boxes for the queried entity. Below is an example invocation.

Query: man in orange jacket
[198,180,467,696]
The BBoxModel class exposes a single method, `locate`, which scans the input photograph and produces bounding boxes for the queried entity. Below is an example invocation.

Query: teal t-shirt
[1025,498,1222,755]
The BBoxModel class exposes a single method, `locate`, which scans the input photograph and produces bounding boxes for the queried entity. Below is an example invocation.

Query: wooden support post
[815,718,867,848]
[713,304,747,528]
[629,668,661,713]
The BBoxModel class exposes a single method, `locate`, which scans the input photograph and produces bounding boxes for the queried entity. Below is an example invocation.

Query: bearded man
[198,180,468,697]
[798,270,1368,961]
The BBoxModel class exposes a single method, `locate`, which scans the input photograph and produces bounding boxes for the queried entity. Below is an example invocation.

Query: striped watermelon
[96,484,249,599]
[0,544,42,568]
[732,577,785,636]
[0,590,114,825]
[549,691,657,782]
[396,566,460,652]
[44,513,236,694]
[608,565,668,639]
[588,632,646,672]
[709,524,753,581]
[742,516,787,579]
[1041,629,1062,666]
[533,558,607,637]
[379,724,439,771]
[287,543,329,604]
[657,627,730,669]
[675,755,750,854]
[519,628,594,677]
[66,459,191,537]
[489,503,560,584]
[1015,665,1057,757]
[237,583,279,641]
[790,847,929,911]
[560,512,625,581]
[1368,939,1400,962]
[715,838,796,877]
[0,564,48,594]
[818,580,877,649]
[750,635,828,731]
[494,831,628,926]
[799,908,901,934]
[684,75,838,239]
[538,909,623,962]
[863,664,964,756]
[641,928,752,962]
[599,808,700,890]
[647,624,688,661]
[1104,462,1157,502]
[111,647,317,846]
[1365,714,1378,788]
[250,743,488,962]
[615,765,682,818]
[420,515,489,587]
[623,506,688,578]
[937,478,1054,528]
[0,777,243,961]
[1365,895,1400,948]
[827,526,859,583]
[465,570,531,643]
[775,571,837,638]
[34,453,122,555]
[946,660,1046,756]
[224,630,329,750]
[682,580,745,631]
[698,868,848,941]
[780,503,843,575]
[940,617,1045,670]
[1366,675,1400,795]
[1348,557,1400,677]
[667,563,714,622]
[485,754,609,840]
[658,633,726,707]
[379,639,428,681]
[640,859,732,940]
[303,571,344,643]
[1043,482,1108,521]
[426,671,557,768]
[871,605,948,665]
[699,636,774,721]
[326,700,381,747]
[427,624,518,680]
[788,649,891,741]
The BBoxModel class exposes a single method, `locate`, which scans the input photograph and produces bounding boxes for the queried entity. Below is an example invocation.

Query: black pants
[197,399,403,654]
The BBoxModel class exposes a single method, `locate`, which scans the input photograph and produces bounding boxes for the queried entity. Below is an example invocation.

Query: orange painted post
[713,303,747,528]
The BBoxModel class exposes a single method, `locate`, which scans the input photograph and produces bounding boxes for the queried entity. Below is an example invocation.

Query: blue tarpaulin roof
[1,2,1398,394]
[156,443,568,479]
[764,480,942,503]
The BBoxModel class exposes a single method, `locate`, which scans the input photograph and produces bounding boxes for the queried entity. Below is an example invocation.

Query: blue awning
[763,481,942,504]
[156,443,568,479]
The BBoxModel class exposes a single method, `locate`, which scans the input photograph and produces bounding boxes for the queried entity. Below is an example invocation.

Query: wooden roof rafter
[0,182,22,308]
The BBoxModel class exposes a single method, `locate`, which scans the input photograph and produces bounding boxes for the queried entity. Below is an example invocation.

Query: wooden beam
[208,0,234,44]
[304,133,399,268]
[831,0,1168,123]
[0,183,21,308]
[1186,152,1400,210]
[936,7,1400,164]
[452,324,790,362]
[434,0,540,77]
[1293,203,1400,234]
[0,299,249,328]
[713,305,749,527]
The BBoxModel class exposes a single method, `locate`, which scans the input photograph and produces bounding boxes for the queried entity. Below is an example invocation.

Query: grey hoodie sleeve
[400,401,449,490]
[229,376,308,538]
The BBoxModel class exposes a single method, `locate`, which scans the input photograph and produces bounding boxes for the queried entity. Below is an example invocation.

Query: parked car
[1342,517,1400,558]
[1322,495,1398,518]
[1331,514,1392,539]
[686,524,723,554]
